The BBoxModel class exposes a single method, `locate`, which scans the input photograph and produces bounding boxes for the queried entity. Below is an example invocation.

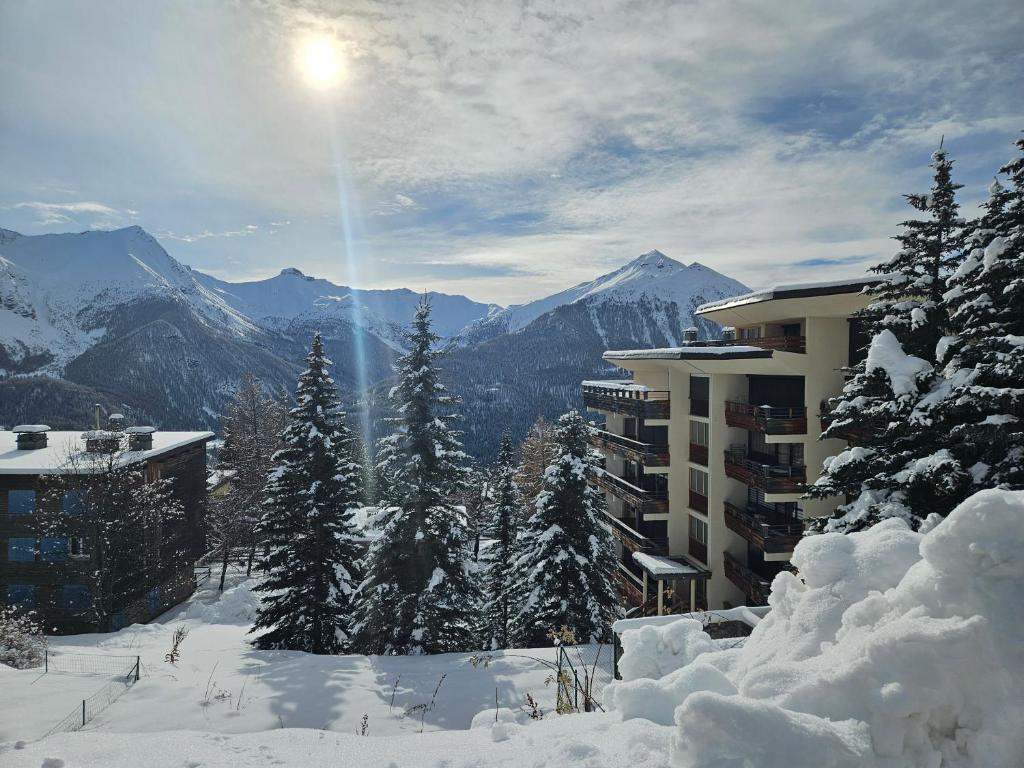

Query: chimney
[83,430,121,453]
[721,326,736,341]
[107,413,125,432]
[683,327,699,343]
[13,425,50,450]
[125,426,155,451]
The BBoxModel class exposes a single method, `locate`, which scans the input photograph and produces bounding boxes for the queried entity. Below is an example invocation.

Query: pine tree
[354,301,479,655]
[250,334,365,654]
[930,135,1024,490]
[810,145,971,533]
[481,432,520,650]
[510,411,619,647]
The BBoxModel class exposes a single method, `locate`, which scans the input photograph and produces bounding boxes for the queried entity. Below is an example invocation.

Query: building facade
[0,425,213,633]
[583,277,876,613]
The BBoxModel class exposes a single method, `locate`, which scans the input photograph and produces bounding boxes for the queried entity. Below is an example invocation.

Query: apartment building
[0,422,213,633]
[583,277,877,614]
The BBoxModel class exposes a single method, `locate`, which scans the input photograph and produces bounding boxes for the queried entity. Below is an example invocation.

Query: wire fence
[554,643,613,713]
[40,652,141,739]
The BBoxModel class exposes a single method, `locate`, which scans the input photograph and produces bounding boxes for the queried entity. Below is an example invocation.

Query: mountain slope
[457,250,746,345]
[444,252,749,458]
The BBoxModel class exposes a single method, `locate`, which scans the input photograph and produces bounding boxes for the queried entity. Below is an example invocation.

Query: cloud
[0,1,1021,303]
[11,200,134,228]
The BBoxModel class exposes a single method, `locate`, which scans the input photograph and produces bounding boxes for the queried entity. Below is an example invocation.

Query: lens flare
[298,35,343,89]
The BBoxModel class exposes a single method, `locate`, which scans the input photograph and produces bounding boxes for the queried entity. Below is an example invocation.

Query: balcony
[688,489,708,514]
[589,428,669,467]
[592,470,669,516]
[723,551,772,606]
[684,335,806,354]
[723,448,806,494]
[582,381,670,419]
[723,501,803,554]
[689,443,708,466]
[725,401,807,435]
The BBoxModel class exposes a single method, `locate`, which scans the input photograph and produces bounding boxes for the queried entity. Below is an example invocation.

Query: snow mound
[182,581,259,624]
[608,489,1024,767]
[615,618,717,682]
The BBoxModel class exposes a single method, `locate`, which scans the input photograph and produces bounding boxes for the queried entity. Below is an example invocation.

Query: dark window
[6,585,36,609]
[7,537,36,562]
[8,490,35,514]
[62,584,92,612]
[848,318,870,367]
[781,323,801,337]
[70,537,88,559]
[689,376,709,400]
[63,491,86,516]
[41,537,69,562]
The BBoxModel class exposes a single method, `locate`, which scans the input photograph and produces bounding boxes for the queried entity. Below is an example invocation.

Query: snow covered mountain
[458,250,747,346]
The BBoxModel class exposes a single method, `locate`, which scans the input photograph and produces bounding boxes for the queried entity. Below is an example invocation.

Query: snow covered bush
[0,608,48,670]
[608,489,1024,767]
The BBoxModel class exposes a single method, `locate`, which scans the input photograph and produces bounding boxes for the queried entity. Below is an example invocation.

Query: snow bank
[182,580,259,624]
[608,489,1024,767]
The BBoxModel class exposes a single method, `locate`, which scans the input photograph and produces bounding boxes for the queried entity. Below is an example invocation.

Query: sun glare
[298,34,344,89]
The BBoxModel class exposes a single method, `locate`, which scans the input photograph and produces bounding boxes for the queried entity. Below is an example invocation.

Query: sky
[1,0,1022,306]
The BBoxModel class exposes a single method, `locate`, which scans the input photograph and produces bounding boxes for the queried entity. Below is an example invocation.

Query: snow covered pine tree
[511,411,619,647]
[250,333,365,654]
[931,134,1024,490]
[482,432,521,649]
[810,144,971,533]
[354,301,480,655]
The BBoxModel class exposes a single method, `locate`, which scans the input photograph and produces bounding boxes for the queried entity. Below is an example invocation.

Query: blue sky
[1,0,1021,305]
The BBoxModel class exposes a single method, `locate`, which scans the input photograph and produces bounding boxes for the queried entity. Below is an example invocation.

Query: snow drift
[609,489,1024,767]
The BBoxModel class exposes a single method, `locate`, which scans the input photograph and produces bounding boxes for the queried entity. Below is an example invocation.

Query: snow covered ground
[3,488,1022,767]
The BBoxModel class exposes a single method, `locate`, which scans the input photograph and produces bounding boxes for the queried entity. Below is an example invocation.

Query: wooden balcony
[689,442,708,466]
[603,512,669,555]
[591,469,669,515]
[615,565,646,609]
[589,429,669,467]
[688,489,708,514]
[688,536,707,563]
[582,382,670,419]
[723,448,806,494]
[723,501,803,554]
[725,401,807,435]
[723,551,772,607]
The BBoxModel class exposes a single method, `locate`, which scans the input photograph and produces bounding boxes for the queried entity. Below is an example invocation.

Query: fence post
[82,699,86,728]
[45,649,48,674]
[135,656,140,682]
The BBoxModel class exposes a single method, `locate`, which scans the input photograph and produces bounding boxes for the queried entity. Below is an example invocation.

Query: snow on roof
[612,604,770,635]
[631,551,706,578]
[603,346,773,361]
[580,379,651,391]
[695,275,884,315]
[124,426,156,434]
[0,431,215,474]
[11,424,51,433]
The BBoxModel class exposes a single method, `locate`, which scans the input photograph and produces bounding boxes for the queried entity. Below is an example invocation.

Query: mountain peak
[279,267,307,279]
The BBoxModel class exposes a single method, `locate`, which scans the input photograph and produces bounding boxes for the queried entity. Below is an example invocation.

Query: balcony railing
[723,448,806,494]
[723,501,803,554]
[592,470,669,515]
[603,512,669,556]
[688,536,707,563]
[689,442,708,466]
[684,335,806,354]
[725,401,807,435]
[723,551,772,607]
[688,489,709,514]
[582,382,670,419]
[589,428,669,467]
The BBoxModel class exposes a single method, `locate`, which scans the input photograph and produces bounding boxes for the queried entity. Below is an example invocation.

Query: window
[688,514,708,544]
[689,420,709,446]
[62,584,92,612]
[7,490,35,514]
[6,585,36,609]
[7,537,36,562]
[63,490,86,516]
[70,537,88,559]
[740,326,762,339]
[689,467,709,497]
[41,537,69,562]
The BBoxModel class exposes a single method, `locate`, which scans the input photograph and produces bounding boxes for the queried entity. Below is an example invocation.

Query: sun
[297,34,344,89]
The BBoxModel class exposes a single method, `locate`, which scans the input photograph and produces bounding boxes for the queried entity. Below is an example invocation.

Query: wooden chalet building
[0,422,213,634]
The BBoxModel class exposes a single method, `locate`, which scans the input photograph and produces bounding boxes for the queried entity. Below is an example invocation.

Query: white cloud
[11,200,134,228]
